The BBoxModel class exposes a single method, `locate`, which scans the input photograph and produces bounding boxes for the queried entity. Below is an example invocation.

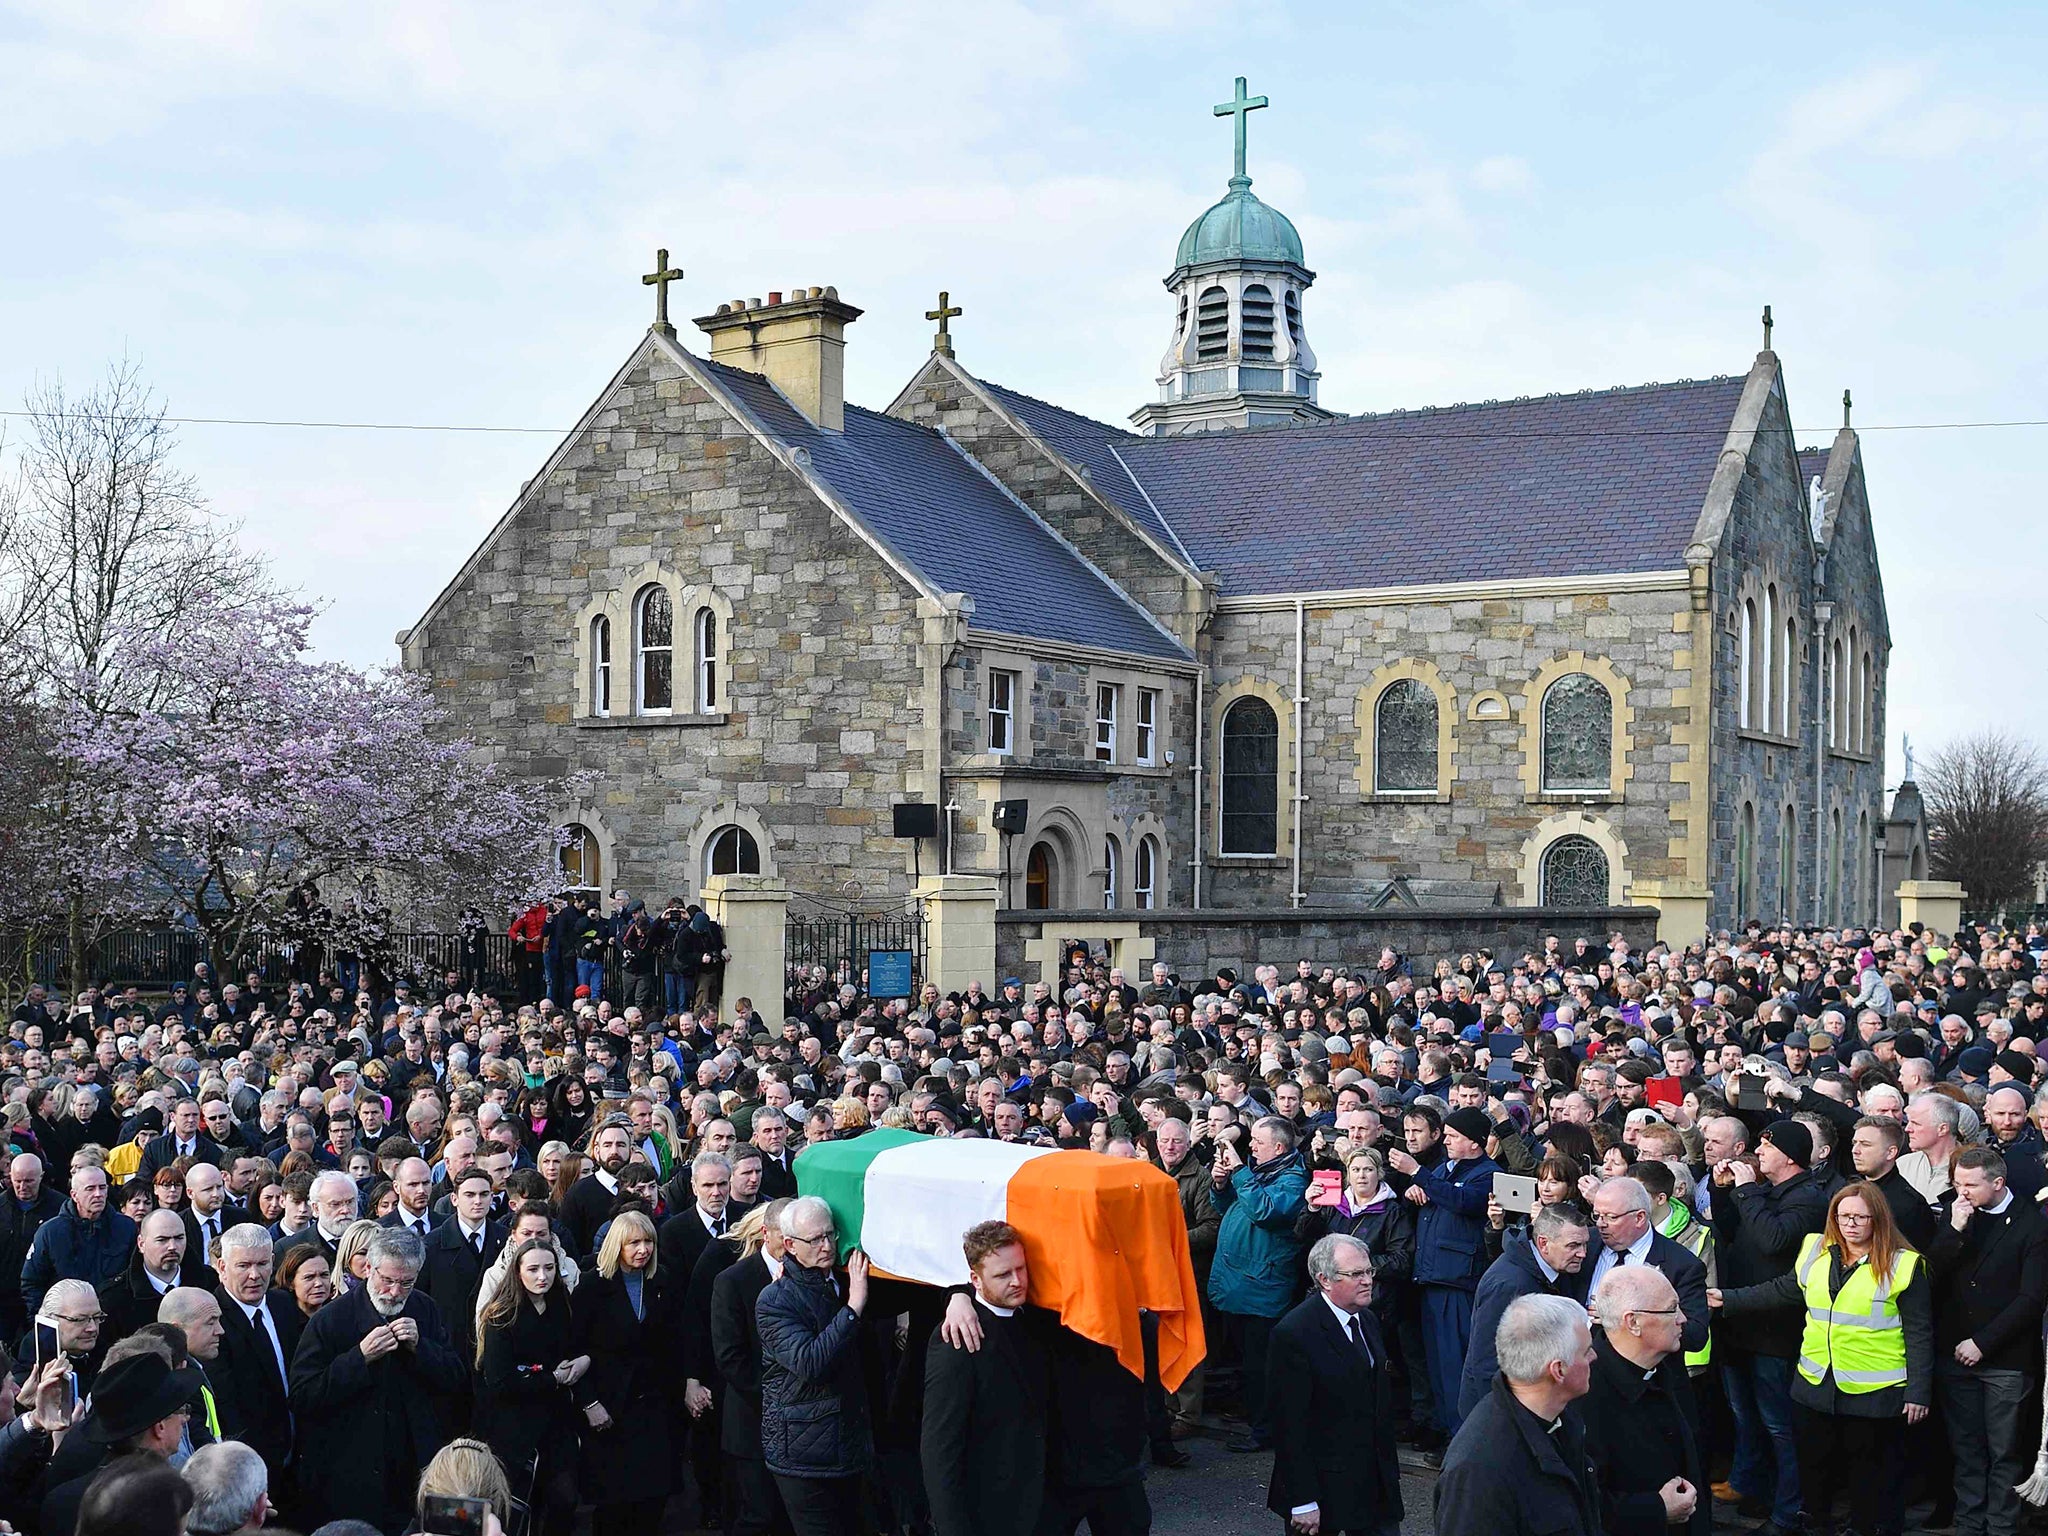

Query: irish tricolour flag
[795,1127,1205,1390]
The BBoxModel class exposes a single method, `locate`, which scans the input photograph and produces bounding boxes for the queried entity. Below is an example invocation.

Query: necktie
[253,1301,286,1387]
[1617,1250,1632,1265]
[473,1230,484,1255]
[1347,1313,1374,1369]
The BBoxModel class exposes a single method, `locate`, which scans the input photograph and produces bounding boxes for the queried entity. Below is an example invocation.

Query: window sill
[1366,790,1451,805]
[1211,853,1288,865]
[1737,728,1801,748]
[1828,747,1876,765]
[579,712,729,730]
[1525,791,1620,807]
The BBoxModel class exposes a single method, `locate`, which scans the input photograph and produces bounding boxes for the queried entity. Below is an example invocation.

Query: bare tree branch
[1922,730,2048,911]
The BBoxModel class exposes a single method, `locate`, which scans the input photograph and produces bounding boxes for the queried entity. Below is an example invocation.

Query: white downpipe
[1812,599,1833,927]
[1291,597,1306,908]
[1192,668,1205,910]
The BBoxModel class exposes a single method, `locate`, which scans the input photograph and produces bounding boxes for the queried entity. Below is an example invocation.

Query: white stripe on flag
[859,1138,1051,1285]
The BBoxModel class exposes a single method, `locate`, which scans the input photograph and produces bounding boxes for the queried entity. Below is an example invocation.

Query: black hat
[1760,1119,1813,1169]
[87,1352,206,1443]
[1444,1107,1493,1147]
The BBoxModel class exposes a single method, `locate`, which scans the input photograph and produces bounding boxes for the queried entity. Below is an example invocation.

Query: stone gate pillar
[917,875,999,996]
[703,874,788,1025]
[1894,879,1965,938]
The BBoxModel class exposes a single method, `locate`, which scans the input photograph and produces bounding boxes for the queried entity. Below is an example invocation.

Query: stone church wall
[1705,386,1887,931]
[1203,584,1694,911]
[406,346,934,905]
[891,368,1200,646]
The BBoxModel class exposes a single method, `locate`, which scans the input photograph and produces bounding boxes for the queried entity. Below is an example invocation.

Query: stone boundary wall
[995,906,1659,986]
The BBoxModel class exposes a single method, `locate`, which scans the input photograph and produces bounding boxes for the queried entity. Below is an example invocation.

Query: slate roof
[968,372,1751,595]
[695,357,1188,662]
[971,379,1192,565]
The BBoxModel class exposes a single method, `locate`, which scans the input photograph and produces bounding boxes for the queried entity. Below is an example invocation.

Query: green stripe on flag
[794,1127,922,1262]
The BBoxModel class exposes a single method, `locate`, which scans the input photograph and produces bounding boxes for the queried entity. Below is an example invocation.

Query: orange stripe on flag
[1006,1151,1207,1390]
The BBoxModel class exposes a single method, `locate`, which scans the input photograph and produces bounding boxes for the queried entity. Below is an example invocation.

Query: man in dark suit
[181,1163,249,1269]
[1459,1204,1591,1420]
[378,1157,438,1242]
[712,1199,794,1536]
[1586,1179,1710,1357]
[210,1222,304,1503]
[751,1111,799,1201]
[1933,1145,2048,1536]
[137,1099,224,1178]
[659,1151,733,1280]
[273,1169,358,1269]
[1266,1233,1404,1536]
[419,1168,505,1368]
[289,1224,467,1533]
[559,1116,635,1258]
[101,1210,219,1344]
[923,1220,1051,1536]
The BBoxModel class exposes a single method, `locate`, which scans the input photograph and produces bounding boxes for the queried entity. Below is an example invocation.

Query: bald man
[102,1209,219,1344]
[379,1158,437,1238]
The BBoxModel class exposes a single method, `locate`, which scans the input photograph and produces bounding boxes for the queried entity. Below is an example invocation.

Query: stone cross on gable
[1214,76,1268,182]
[926,291,962,358]
[642,248,684,335]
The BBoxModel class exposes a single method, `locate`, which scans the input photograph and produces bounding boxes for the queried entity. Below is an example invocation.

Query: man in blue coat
[1458,1204,1591,1419]
[1209,1115,1310,1453]
[1388,1105,1498,1443]
[20,1164,136,1317]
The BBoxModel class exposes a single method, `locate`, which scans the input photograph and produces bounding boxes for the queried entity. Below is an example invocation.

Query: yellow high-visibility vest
[1794,1232,1918,1393]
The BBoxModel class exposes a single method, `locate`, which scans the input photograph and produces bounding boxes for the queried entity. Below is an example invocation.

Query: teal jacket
[1208,1149,1310,1318]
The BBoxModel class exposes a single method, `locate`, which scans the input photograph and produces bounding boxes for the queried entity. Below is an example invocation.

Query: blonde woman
[575,1210,680,1536]
[333,1218,380,1291]
[415,1437,513,1533]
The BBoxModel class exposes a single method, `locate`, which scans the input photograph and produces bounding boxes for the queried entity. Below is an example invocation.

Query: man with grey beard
[287,1224,466,1531]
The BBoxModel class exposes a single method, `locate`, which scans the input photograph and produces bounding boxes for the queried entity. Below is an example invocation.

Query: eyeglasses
[52,1312,105,1325]
[1632,1306,1682,1317]
[791,1230,836,1247]
[1331,1269,1374,1283]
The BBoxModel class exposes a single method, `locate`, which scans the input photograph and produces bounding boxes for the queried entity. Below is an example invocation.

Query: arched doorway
[1025,842,1057,910]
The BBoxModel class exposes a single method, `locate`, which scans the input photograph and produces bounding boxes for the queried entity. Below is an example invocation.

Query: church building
[402,81,1889,942]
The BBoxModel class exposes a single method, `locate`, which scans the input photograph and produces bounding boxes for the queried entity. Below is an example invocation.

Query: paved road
[1143,1433,1440,1536]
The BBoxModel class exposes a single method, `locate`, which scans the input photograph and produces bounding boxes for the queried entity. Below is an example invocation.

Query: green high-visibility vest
[1794,1233,1918,1392]
[1660,1205,1713,1369]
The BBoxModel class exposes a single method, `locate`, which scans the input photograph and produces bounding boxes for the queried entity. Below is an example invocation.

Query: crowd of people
[0,907,2044,1536]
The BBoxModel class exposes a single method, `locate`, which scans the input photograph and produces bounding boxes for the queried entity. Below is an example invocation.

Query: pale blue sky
[5,1,2044,777]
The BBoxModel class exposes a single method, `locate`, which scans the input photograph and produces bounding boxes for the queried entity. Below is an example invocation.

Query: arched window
[1541,673,1612,793]
[560,823,600,891]
[1539,836,1609,908]
[589,616,612,718]
[1779,806,1797,920]
[1847,626,1862,751]
[1240,284,1276,360]
[1829,636,1846,748]
[704,824,760,880]
[1762,585,1777,731]
[1194,287,1230,361]
[634,585,674,714]
[1735,801,1757,919]
[1135,836,1159,910]
[1738,601,1756,728]
[1374,679,1438,792]
[1025,842,1055,910]
[1781,615,1797,736]
[1220,697,1280,853]
[1859,649,1874,753]
[1103,836,1121,910]
[693,607,718,713]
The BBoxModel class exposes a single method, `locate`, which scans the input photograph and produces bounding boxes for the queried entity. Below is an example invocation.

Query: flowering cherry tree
[50,599,573,970]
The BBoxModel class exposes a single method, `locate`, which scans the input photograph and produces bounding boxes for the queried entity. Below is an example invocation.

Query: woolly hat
[1759,1118,1812,1169]
[1444,1107,1493,1148]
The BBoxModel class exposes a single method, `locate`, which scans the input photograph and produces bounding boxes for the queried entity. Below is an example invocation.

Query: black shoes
[1151,1443,1191,1468]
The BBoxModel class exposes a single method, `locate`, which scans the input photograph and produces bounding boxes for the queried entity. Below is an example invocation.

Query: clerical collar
[978,1298,1017,1317]
[1988,1190,2015,1215]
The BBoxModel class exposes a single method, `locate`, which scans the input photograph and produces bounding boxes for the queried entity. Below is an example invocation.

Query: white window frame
[590,615,612,718]
[1135,836,1158,910]
[1136,687,1159,766]
[634,584,674,716]
[988,669,1016,756]
[1103,836,1120,909]
[694,606,718,713]
[1095,683,1119,763]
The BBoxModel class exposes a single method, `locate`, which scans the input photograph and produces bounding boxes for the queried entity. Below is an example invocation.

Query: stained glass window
[1375,679,1438,792]
[1540,836,1608,908]
[1541,673,1611,792]
[1221,698,1279,854]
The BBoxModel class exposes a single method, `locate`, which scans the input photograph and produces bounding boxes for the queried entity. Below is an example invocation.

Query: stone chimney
[694,287,863,432]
